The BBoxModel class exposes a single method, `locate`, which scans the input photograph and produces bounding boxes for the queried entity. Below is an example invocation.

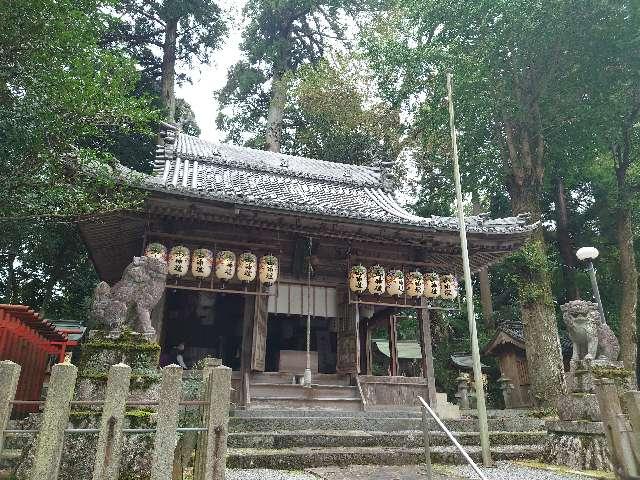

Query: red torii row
[0,305,71,411]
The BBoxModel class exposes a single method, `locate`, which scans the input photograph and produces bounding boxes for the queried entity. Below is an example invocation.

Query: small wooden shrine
[483,322,531,407]
[79,124,535,409]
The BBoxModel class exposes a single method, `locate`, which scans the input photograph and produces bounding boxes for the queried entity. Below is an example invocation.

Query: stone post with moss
[543,300,634,472]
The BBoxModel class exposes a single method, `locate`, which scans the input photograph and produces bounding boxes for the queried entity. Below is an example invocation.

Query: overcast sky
[175,0,245,142]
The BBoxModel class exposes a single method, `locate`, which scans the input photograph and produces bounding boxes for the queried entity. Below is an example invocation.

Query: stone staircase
[227,409,546,469]
[248,372,363,411]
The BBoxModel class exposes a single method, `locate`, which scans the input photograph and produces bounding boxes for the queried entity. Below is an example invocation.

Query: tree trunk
[265,71,287,153]
[472,197,494,328]
[555,177,580,301]
[504,110,566,406]
[616,173,638,370]
[617,207,637,369]
[613,98,640,372]
[161,18,178,122]
[6,252,17,304]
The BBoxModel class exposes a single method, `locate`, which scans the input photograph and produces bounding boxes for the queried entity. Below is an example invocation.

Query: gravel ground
[226,469,317,480]
[226,462,605,480]
[450,461,603,479]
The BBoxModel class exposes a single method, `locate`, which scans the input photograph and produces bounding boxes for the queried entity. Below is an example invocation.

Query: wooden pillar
[388,315,399,376]
[418,302,437,407]
[365,325,373,376]
[336,288,360,375]
[239,297,255,407]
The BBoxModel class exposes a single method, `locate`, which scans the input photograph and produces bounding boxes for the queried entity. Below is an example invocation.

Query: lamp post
[576,247,606,323]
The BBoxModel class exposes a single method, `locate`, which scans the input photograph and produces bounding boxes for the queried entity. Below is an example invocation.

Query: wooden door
[336,288,360,374]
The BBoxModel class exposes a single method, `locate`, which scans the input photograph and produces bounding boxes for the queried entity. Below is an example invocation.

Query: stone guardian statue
[90,256,167,336]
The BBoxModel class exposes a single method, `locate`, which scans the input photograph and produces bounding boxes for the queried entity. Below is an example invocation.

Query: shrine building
[79,123,534,411]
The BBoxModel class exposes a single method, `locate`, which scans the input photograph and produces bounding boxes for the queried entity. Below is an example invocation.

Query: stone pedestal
[543,359,635,472]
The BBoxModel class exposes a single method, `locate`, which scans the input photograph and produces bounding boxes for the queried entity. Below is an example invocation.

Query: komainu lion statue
[90,256,167,336]
[561,300,619,364]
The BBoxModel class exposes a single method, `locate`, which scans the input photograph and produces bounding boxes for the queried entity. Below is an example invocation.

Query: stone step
[230,408,536,419]
[0,448,23,472]
[226,445,544,469]
[227,430,546,449]
[250,372,352,386]
[231,408,422,418]
[249,397,364,411]
[250,383,361,399]
[229,415,544,433]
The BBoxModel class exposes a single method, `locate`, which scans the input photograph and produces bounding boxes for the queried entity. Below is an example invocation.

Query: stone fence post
[30,362,77,480]
[92,363,131,480]
[151,364,183,480]
[594,378,639,478]
[194,358,232,480]
[0,361,21,454]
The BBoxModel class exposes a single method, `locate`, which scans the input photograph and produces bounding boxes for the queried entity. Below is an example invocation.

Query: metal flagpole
[303,237,313,387]
[446,73,492,466]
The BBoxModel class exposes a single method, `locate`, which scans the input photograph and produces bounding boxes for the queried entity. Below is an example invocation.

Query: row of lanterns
[349,265,458,300]
[144,243,279,286]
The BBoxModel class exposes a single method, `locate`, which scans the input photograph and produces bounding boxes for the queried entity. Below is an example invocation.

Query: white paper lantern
[367,265,385,295]
[424,273,441,298]
[191,248,213,278]
[406,271,424,297]
[144,243,167,262]
[349,265,367,294]
[386,270,405,297]
[259,255,279,286]
[168,246,190,277]
[237,252,257,282]
[215,251,236,281]
[440,274,458,300]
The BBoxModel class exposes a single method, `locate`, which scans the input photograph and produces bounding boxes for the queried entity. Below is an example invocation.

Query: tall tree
[567,1,640,370]
[0,0,155,220]
[217,0,363,152]
[107,0,227,121]
[361,0,618,404]
[0,0,156,321]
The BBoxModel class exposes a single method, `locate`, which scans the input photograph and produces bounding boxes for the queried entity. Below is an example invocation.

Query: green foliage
[286,60,403,165]
[0,0,156,220]
[0,221,98,320]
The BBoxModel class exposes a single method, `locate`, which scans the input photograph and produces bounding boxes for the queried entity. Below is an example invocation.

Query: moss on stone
[78,371,161,389]
[592,366,634,379]
[515,460,614,479]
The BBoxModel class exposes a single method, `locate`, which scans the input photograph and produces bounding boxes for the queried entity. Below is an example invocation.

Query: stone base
[13,414,155,480]
[12,330,166,480]
[556,393,600,422]
[543,420,611,471]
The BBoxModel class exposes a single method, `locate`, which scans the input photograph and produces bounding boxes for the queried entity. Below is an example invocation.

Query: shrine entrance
[161,289,245,369]
[264,314,337,374]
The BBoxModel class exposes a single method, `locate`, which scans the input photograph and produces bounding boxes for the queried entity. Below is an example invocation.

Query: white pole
[446,73,492,466]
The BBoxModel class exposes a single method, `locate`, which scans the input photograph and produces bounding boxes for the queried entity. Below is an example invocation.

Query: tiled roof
[490,321,573,355]
[145,124,537,235]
